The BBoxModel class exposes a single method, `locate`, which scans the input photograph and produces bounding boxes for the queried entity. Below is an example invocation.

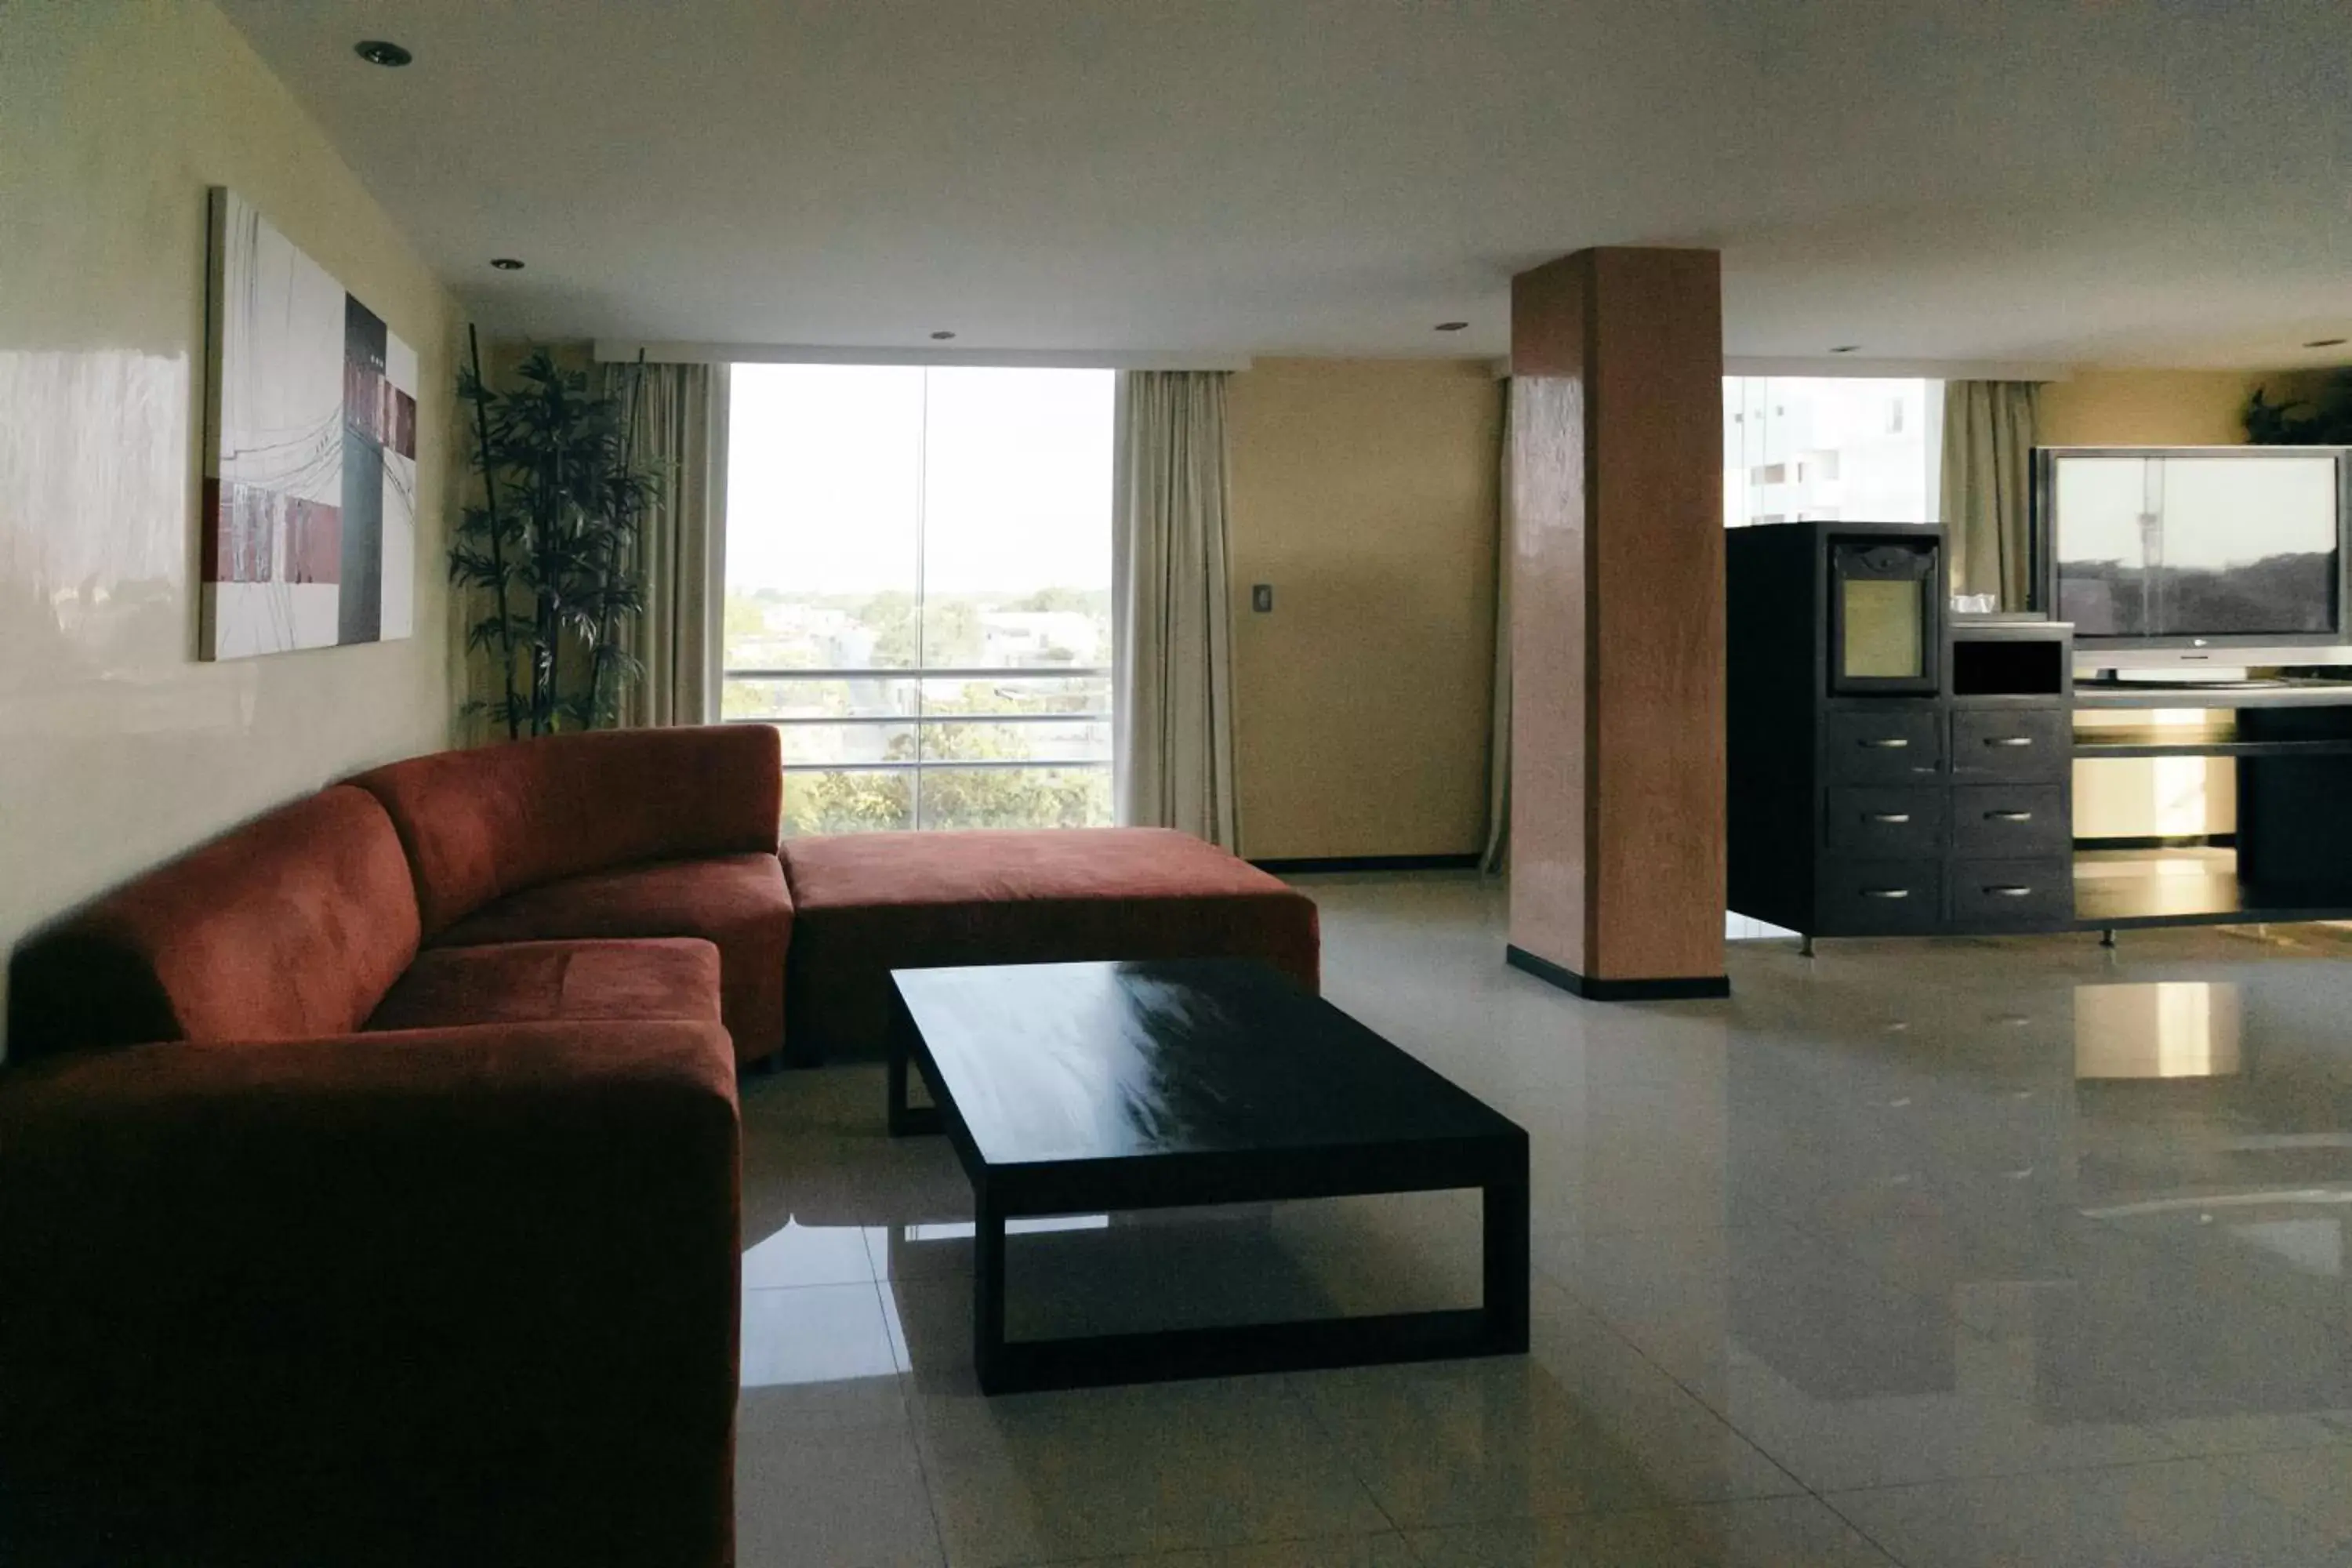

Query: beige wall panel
[2039,370,2268,446]
[1226,358,1501,860]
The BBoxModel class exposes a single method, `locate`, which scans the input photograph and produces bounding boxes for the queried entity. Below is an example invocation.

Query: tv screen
[2051,453,2343,641]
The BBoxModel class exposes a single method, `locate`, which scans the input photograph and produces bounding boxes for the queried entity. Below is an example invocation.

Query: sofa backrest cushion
[349,725,784,937]
[6,786,423,1057]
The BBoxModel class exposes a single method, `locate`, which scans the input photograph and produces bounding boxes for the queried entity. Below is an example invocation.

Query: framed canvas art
[201,188,416,659]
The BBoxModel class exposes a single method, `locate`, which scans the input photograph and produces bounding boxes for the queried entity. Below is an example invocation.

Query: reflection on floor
[735,871,2352,1566]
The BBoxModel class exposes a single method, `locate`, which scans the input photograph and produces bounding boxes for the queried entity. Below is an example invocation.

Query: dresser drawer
[1950,707,2070,781]
[1817,860,1944,935]
[1823,709,1944,784]
[1824,788,1945,858]
[1951,785,2070,858]
[1948,858,2074,928]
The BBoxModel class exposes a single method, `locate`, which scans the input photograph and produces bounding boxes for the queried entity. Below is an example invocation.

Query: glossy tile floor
[735,872,2352,1566]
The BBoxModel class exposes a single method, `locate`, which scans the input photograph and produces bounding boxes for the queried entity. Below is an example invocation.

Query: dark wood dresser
[1729,521,2075,941]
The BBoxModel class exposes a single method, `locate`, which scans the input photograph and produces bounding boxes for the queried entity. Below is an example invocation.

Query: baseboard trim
[1505,945,1731,1001]
[1251,853,1483,874]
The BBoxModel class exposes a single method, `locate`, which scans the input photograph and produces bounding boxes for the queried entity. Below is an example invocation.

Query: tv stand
[2071,673,2352,936]
[2078,674,2288,694]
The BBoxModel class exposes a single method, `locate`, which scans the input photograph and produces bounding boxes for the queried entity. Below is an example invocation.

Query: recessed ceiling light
[488,257,524,270]
[1434,321,1469,332]
[1830,344,1861,354]
[930,330,956,340]
[2307,337,2347,349]
[354,39,412,67]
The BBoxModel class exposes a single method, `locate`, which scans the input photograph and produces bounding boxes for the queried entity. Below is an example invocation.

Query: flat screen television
[2035,446,2352,670]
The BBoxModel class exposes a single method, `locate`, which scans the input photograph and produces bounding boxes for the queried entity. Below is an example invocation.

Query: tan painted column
[1505,247,1727,999]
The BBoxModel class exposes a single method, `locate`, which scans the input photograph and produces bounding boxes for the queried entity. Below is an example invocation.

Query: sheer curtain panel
[1940,380,2040,610]
[606,361,729,726]
[1112,371,1240,850]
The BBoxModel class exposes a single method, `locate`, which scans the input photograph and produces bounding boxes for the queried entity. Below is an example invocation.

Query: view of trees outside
[1723,378,1940,528]
[723,365,1116,836]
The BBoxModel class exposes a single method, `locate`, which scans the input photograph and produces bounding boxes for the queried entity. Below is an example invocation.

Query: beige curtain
[1112,371,1240,849]
[1941,380,2040,609]
[604,361,729,727]
[1481,376,1512,875]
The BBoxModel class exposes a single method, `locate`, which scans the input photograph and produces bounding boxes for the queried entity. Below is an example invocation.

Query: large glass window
[1723,378,1941,527]
[724,365,1116,835]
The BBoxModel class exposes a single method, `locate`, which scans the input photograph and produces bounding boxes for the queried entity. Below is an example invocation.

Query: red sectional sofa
[350,724,793,1065]
[0,727,781,1568]
[0,721,1322,1566]
[781,826,1320,1062]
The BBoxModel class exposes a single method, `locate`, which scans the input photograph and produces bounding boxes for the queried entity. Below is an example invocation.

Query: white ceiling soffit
[594,341,1251,371]
[1723,358,2073,382]
[213,0,2352,370]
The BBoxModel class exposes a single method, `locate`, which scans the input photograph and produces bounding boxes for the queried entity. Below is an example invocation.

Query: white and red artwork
[201,188,416,659]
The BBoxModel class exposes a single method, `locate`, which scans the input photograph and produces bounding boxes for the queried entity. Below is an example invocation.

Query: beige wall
[1225,358,1501,860]
[0,0,466,1055]
[2038,369,2270,446]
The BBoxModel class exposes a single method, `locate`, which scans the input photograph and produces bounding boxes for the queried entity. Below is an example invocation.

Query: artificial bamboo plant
[452,336,658,737]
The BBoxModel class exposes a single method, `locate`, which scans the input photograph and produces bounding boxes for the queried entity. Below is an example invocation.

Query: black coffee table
[886,958,1530,1394]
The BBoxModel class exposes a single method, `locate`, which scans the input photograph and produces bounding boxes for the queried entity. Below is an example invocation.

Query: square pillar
[1506,247,1727,999]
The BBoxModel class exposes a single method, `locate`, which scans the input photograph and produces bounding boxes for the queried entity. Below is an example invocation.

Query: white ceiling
[215,0,2352,369]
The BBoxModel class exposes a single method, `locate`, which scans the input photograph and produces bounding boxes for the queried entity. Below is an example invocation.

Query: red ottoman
[779,828,1319,1063]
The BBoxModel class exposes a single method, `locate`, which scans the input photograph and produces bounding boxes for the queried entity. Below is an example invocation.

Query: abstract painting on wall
[201,187,416,659]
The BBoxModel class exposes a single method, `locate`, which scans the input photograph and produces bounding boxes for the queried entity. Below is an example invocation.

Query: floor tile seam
[1810,1447,2234,1504]
[1734,1420,2208,1497]
[2177,1428,2352,1461]
[1940,1296,2352,1454]
[869,1272,957,1567]
[741,1272,884,1294]
[983,1526,1411,1568]
[1530,1290,1818,1504]
[1806,1483,1929,1567]
[2079,1213,2352,1339]
[1397,1497,1914,1566]
[1546,1290,2190,1497]
[1277,1371,1411,1538]
[1789,1209,2352,1362]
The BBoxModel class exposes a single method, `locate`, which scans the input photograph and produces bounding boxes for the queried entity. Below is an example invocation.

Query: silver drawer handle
[1987,810,2034,822]
[1867,812,1912,824]
[1861,887,1911,899]
[1860,738,1911,749]
[1985,885,2034,898]
[1985,736,2034,748]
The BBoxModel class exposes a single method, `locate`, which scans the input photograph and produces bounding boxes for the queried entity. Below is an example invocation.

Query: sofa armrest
[0,1021,740,1568]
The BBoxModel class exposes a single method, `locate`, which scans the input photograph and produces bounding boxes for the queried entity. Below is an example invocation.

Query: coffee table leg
[886,999,942,1137]
[1483,1175,1530,1354]
[974,1189,1007,1393]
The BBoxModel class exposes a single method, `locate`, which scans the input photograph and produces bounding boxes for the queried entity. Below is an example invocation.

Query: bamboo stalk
[594,350,648,726]
[467,325,521,739]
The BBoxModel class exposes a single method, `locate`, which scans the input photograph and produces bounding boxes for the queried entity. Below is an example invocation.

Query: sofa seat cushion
[779,828,1319,1061]
[427,855,790,1065]
[368,938,722,1033]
